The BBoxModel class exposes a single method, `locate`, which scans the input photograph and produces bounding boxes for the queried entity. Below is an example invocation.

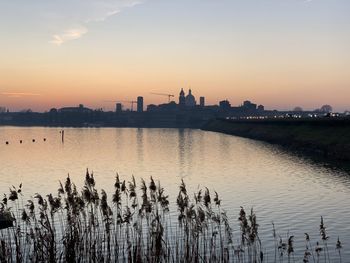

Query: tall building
[137,96,144,112]
[179,88,185,106]
[200,97,205,107]
[116,103,122,112]
[185,89,196,107]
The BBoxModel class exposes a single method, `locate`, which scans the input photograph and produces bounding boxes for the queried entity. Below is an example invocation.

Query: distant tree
[320,105,333,113]
[0,106,6,113]
[293,106,303,112]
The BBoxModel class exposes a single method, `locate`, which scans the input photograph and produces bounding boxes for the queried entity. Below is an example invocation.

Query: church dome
[185,89,196,107]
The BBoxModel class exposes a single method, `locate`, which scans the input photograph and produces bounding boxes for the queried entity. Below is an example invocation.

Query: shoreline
[201,118,350,167]
[2,121,350,170]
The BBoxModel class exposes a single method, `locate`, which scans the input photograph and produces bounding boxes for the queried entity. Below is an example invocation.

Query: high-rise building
[116,103,122,112]
[200,97,205,107]
[137,96,144,112]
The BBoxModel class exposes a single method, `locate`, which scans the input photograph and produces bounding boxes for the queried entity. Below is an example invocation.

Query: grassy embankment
[202,118,350,162]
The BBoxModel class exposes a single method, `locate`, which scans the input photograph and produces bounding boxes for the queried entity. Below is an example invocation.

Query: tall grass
[0,170,344,262]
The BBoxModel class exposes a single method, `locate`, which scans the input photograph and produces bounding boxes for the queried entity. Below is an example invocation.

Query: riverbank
[202,118,350,162]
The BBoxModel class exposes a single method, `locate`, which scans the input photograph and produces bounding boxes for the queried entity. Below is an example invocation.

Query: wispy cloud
[47,0,143,46]
[49,26,88,46]
[1,92,42,98]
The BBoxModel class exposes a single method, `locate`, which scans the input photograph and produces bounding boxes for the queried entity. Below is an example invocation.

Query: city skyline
[0,0,349,112]
[0,88,339,114]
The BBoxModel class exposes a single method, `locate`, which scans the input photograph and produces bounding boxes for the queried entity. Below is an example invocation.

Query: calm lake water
[1,127,350,260]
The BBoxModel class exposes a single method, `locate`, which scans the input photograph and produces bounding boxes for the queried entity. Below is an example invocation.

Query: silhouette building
[219,100,231,111]
[137,96,144,112]
[200,97,205,107]
[116,103,122,112]
[243,100,257,110]
[257,105,265,111]
[59,104,92,113]
[185,89,196,107]
[179,89,186,106]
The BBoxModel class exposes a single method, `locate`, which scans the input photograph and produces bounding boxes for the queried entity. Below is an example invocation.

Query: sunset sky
[0,0,349,112]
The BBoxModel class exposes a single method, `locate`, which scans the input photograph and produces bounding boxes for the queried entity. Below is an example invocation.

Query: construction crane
[103,100,137,111]
[150,93,175,103]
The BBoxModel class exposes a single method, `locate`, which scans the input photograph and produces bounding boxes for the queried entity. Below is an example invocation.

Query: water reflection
[0,127,350,259]
[178,129,186,177]
[136,128,144,165]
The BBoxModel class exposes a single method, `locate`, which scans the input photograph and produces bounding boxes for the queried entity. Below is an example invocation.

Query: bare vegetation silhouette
[0,170,344,262]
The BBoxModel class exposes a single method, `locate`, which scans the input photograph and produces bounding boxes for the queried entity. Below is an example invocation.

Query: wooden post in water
[61,130,64,143]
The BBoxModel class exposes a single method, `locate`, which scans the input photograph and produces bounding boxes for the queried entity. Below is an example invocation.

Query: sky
[0,0,349,112]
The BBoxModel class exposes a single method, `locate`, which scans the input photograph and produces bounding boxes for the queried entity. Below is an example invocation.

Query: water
[1,127,350,260]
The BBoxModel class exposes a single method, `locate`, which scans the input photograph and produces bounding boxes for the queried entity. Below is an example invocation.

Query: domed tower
[185,89,196,107]
[179,88,185,106]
